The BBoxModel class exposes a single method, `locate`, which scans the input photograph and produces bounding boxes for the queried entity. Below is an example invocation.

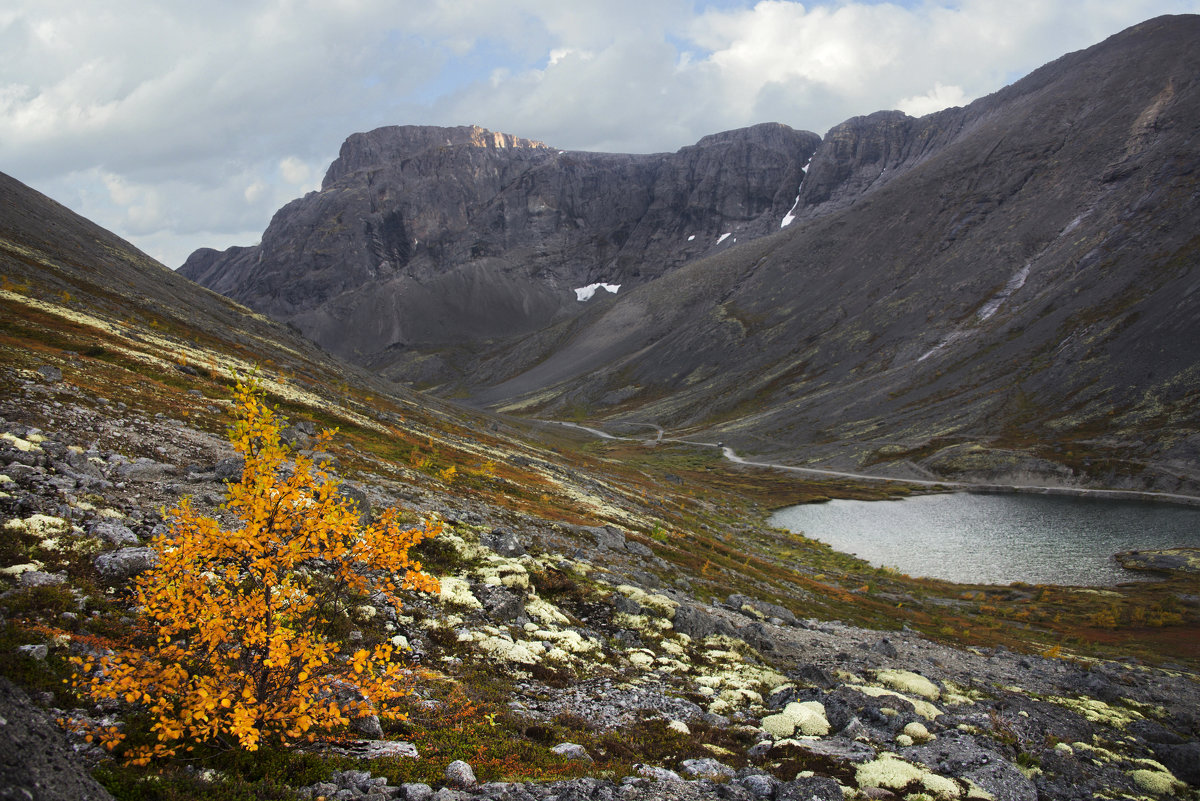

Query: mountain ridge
[181,14,1200,493]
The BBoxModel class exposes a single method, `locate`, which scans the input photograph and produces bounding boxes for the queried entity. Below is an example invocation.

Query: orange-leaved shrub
[71,377,440,763]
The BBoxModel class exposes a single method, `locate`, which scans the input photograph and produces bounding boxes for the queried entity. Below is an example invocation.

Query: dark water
[768,492,1200,586]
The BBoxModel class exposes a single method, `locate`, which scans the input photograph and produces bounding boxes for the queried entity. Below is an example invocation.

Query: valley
[1,12,1199,801]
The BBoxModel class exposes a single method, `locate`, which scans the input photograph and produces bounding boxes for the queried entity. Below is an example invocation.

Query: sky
[3,1,1198,269]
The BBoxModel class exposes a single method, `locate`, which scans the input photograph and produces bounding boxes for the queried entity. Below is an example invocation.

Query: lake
[768,491,1200,586]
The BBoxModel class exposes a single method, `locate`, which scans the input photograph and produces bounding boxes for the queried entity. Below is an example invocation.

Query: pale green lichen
[762,701,830,738]
[5,514,72,539]
[615,584,679,618]
[476,634,542,665]
[920,773,961,798]
[1130,768,1184,795]
[1045,695,1143,728]
[526,596,570,625]
[904,721,933,743]
[1,433,42,452]
[876,669,941,701]
[437,576,482,609]
[0,562,43,576]
[895,733,915,747]
[855,754,927,789]
[849,684,942,720]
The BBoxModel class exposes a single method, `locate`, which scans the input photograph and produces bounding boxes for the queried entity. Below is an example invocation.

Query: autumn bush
[71,376,441,763]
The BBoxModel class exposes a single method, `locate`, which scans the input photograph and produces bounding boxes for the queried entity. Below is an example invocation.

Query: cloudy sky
[4,1,1198,268]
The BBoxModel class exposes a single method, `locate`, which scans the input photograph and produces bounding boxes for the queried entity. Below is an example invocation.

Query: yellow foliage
[69,375,441,762]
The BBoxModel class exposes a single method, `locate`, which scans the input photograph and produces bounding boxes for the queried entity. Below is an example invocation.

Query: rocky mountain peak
[322,124,550,188]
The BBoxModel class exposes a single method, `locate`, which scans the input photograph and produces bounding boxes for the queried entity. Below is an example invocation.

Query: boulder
[94,547,157,582]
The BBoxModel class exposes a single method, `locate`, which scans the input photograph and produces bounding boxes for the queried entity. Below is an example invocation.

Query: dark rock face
[0,677,116,801]
[180,123,820,383]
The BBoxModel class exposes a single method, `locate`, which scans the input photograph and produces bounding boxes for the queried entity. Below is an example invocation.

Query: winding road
[545,419,1200,507]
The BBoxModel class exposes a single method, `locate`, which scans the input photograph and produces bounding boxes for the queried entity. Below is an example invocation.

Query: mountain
[3,163,1200,798]
[180,122,819,378]
[181,15,1200,494]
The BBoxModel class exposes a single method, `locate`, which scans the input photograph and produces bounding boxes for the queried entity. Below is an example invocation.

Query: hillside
[469,15,1200,494]
[181,16,1200,497]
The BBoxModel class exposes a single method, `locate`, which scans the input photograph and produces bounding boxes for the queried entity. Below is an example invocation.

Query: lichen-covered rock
[680,758,736,780]
[444,760,476,788]
[551,742,593,762]
[90,521,139,546]
[480,529,525,557]
[94,546,157,582]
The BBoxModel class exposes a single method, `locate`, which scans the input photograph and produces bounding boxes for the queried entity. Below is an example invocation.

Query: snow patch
[716,232,732,245]
[688,235,696,241]
[575,283,621,302]
[977,263,1031,322]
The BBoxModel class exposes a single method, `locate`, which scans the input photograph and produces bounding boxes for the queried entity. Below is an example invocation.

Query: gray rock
[36,365,62,383]
[592,526,627,552]
[0,676,116,800]
[476,585,525,622]
[776,777,843,801]
[672,605,735,640]
[738,774,780,799]
[445,760,476,788]
[634,765,682,782]
[16,644,48,660]
[551,742,593,762]
[401,784,434,801]
[352,713,384,739]
[19,571,66,588]
[212,456,244,482]
[624,540,654,558]
[94,547,157,582]
[115,457,174,481]
[91,521,139,546]
[339,483,372,519]
[680,758,736,780]
[480,529,525,557]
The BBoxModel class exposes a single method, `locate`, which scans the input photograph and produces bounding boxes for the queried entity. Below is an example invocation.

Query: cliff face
[180,123,820,365]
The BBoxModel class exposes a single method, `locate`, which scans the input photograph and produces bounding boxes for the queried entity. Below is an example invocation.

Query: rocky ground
[1,365,1198,801]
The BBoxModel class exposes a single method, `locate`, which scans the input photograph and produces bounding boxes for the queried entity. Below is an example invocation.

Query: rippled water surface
[769,492,1200,585]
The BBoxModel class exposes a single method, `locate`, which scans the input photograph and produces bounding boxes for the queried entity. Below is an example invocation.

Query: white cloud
[2,0,1198,267]
[897,82,970,117]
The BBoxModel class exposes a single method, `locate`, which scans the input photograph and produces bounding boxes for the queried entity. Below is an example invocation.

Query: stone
[94,547,157,582]
[16,644,48,660]
[480,529,525,557]
[0,676,116,800]
[36,365,62,383]
[634,765,683,782]
[672,605,735,640]
[592,526,627,552]
[680,758,736,780]
[551,743,594,762]
[212,456,244,482]
[339,483,372,518]
[738,774,780,799]
[776,777,843,801]
[19,571,66,588]
[91,521,139,546]
[445,760,477,788]
[402,784,434,801]
[624,540,654,558]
